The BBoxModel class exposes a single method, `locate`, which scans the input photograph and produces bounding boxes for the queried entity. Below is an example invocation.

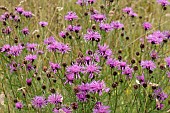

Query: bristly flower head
[22,11,33,18]
[143,22,152,30]
[99,23,112,32]
[15,102,23,109]
[53,107,72,113]
[25,54,37,62]
[97,44,112,59]
[93,102,110,113]
[165,56,170,67]
[146,31,166,44]
[141,60,156,71]
[39,21,48,27]
[110,21,124,30]
[22,27,30,35]
[49,62,61,73]
[48,93,63,105]
[65,11,78,21]
[7,44,24,56]
[15,7,24,14]
[91,13,106,22]
[26,43,38,51]
[32,96,47,108]
[157,0,170,7]
[66,63,82,79]
[84,29,101,42]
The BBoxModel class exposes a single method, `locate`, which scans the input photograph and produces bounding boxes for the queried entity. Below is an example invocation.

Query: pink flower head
[65,11,78,21]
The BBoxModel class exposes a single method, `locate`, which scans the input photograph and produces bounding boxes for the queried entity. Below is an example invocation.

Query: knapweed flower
[2,26,12,35]
[141,60,156,71]
[91,13,106,22]
[76,0,87,6]
[106,58,119,68]
[165,56,170,67]
[56,42,71,54]
[26,78,32,86]
[76,92,88,102]
[31,96,47,108]
[93,102,110,113]
[8,44,24,56]
[157,0,170,7]
[97,44,112,58]
[66,63,82,78]
[156,103,164,110]
[84,63,101,78]
[8,61,20,72]
[163,31,170,39]
[122,7,133,14]
[15,7,24,14]
[15,102,23,109]
[22,28,29,35]
[44,36,56,45]
[84,29,101,42]
[1,44,10,52]
[129,11,138,17]
[136,74,145,85]
[89,80,109,95]
[150,51,158,59]
[146,31,166,44]
[48,93,63,105]
[53,107,72,113]
[39,21,48,27]
[59,31,67,38]
[143,22,152,30]
[99,23,112,32]
[110,21,124,30]
[25,54,37,62]
[65,73,75,84]
[153,88,168,102]
[122,66,133,78]
[26,43,38,51]
[22,11,33,18]
[88,0,96,4]
[65,11,78,21]
[73,25,82,33]
[49,62,61,73]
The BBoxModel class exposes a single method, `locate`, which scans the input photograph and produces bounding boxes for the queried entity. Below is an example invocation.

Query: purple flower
[48,93,63,105]
[15,102,23,109]
[110,21,124,30]
[8,61,19,72]
[66,63,82,78]
[76,0,87,6]
[53,107,72,113]
[22,11,33,18]
[122,7,133,14]
[49,62,61,73]
[84,63,101,79]
[56,43,71,54]
[91,13,106,22]
[26,78,32,86]
[165,56,170,67]
[136,74,145,85]
[65,73,75,84]
[129,12,138,17]
[97,44,112,58]
[32,96,47,108]
[44,36,56,45]
[59,31,67,38]
[153,88,168,102]
[89,80,109,95]
[39,21,48,27]
[26,43,38,51]
[8,44,24,56]
[15,7,24,14]
[150,51,158,59]
[84,29,101,42]
[2,26,12,35]
[99,23,112,32]
[143,22,152,30]
[141,60,156,71]
[93,102,110,113]
[122,66,133,78]
[1,44,10,52]
[156,103,164,110]
[163,31,170,39]
[106,58,119,68]
[147,31,166,44]
[76,92,88,102]
[22,28,29,35]
[157,0,170,7]
[25,54,37,62]
[73,25,82,33]
[65,11,78,21]
[88,0,96,4]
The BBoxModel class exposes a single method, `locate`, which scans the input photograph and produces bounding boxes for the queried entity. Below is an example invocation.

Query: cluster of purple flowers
[15,7,33,18]
[76,80,109,101]
[44,37,71,54]
[93,102,110,113]
[157,0,170,7]
[146,31,168,44]
[122,7,138,17]
[76,0,96,6]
